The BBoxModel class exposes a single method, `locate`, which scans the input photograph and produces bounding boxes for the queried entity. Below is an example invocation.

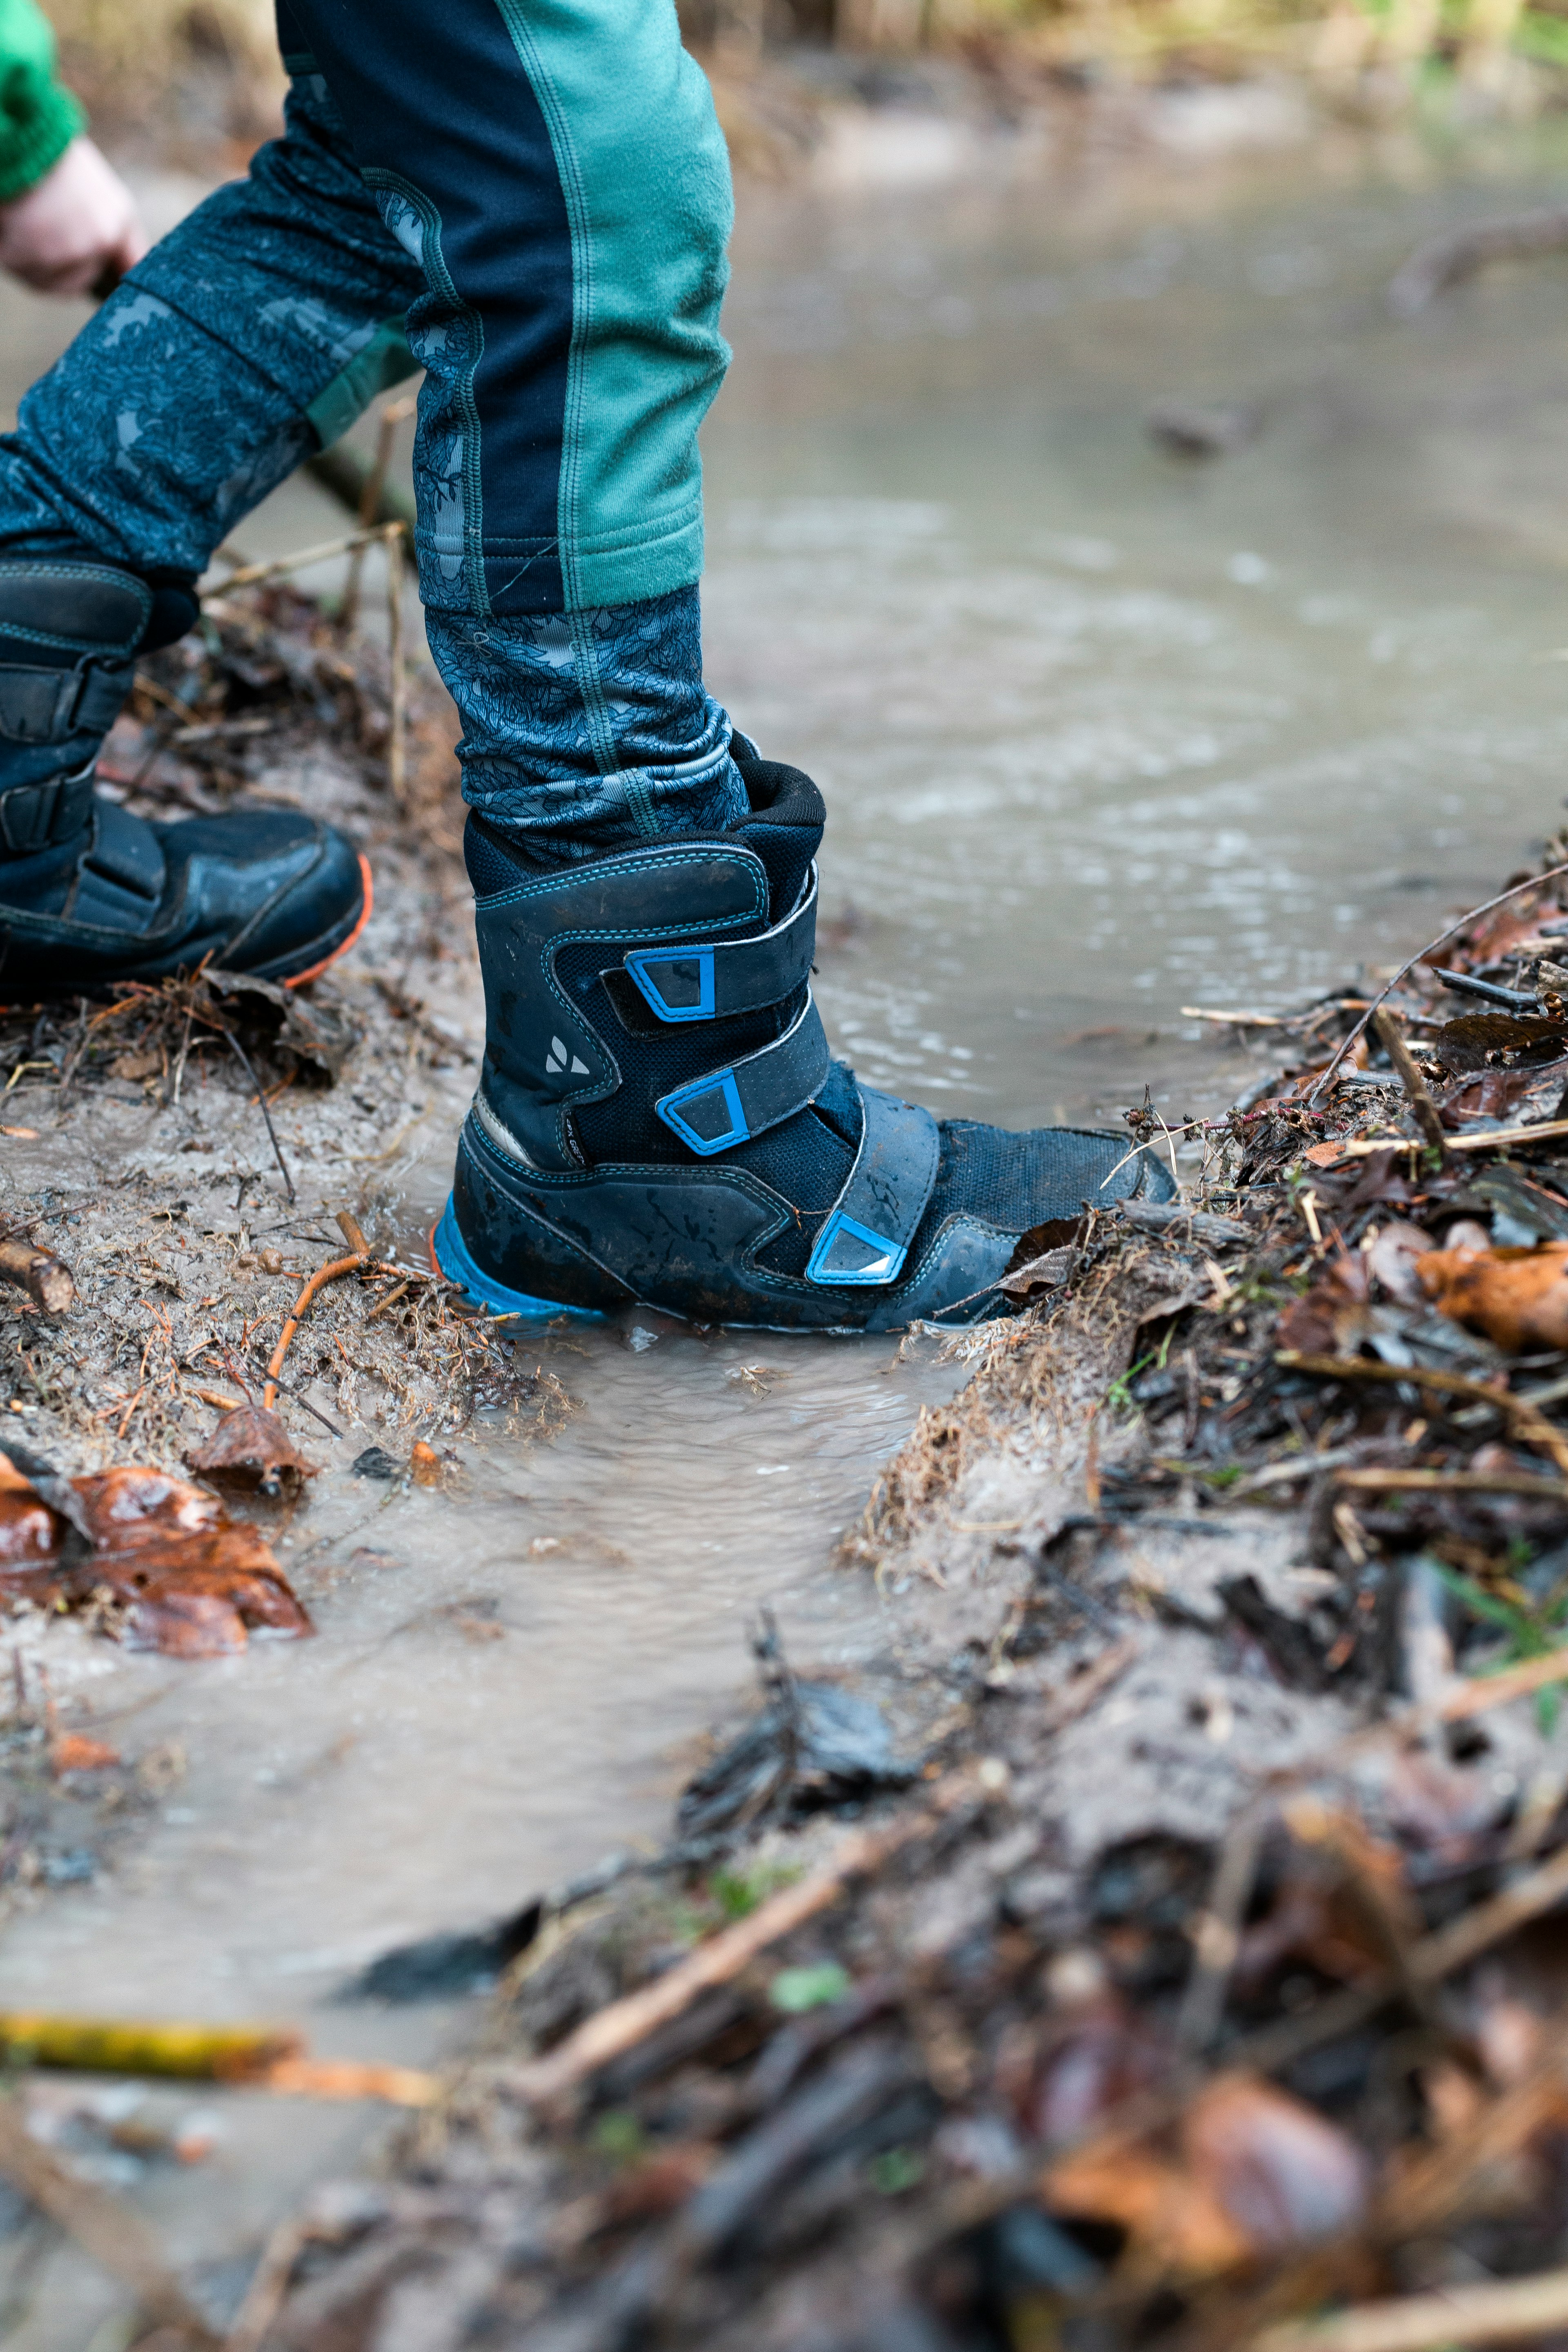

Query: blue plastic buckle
[626,944,716,1023]
[806,1209,909,1287]
[656,1067,749,1156]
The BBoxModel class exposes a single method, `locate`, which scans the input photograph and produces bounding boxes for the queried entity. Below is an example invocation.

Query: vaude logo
[546,1034,589,1077]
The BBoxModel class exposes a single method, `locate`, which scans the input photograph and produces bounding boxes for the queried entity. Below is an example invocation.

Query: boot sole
[429,1198,604,1321]
[276,853,374,988]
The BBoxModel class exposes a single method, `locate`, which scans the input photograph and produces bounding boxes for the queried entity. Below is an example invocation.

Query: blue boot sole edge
[431,1197,606,1323]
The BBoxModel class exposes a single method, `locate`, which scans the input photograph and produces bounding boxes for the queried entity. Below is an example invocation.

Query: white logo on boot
[546,1036,590,1077]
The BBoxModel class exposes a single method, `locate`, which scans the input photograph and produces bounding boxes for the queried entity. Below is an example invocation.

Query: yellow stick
[0,2013,300,2080]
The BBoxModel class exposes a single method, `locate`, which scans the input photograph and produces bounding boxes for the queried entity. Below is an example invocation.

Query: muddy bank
[192,845,1568,2352]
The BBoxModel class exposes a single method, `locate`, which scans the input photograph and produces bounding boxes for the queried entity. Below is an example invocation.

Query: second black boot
[434,746,1172,1330]
[0,557,371,998]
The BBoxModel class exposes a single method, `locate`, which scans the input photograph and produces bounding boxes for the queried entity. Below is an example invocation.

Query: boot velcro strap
[655,993,829,1157]
[807,1085,940,1288]
[623,865,817,1024]
[0,658,134,745]
[0,768,97,855]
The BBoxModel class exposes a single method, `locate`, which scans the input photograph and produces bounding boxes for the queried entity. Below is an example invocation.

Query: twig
[500,1769,978,2110]
[1175,1802,1270,2054]
[1275,1350,1568,1477]
[1252,2263,1568,2352]
[387,523,408,811]
[1321,1118,1568,1161]
[0,1236,73,1314]
[1335,1467,1568,1499]
[214,526,392,592]
[338,396,415,638]
[1309,860,1568,1105]
[1370,1007,1449,1163]
[222,1031,294,1205]
[0,2095,220,2345]
[365,1278,410,1322]
[1182,1006,1291,1027]
[223,2213,311,2352]
[262,1249,366,1410]
[335,1209,369,1256]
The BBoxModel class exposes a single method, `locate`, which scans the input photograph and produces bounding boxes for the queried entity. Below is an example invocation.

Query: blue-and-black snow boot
[0,557,370,999]
[434,746,1173,1330]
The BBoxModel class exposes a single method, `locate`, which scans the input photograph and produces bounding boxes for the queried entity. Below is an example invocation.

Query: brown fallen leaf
[1418,1239,1568,1352]
[1276,1252,1370,1356]
[1044,2137,1249,2278]
[0,1463,311,1658]
[1431,1012,1568,1075]
[187,1404,319,1496]
[1183,2072,1369,2254]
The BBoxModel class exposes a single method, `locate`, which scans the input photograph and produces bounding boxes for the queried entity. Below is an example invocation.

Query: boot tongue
[726,753,825,922]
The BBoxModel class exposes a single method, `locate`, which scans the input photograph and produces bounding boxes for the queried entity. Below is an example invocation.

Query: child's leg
[277,0,745,859]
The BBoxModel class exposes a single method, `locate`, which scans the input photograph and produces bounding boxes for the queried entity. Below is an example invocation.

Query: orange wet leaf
[51,1735,120,1774]
[1418,1239,1568,1353]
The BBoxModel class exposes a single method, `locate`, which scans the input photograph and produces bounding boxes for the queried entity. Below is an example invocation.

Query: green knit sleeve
[0,0,84,207]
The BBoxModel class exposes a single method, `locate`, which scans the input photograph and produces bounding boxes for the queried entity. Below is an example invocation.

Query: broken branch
[0,1234,74,1313]
[1370,1007,1449,1163]
[1253,2262,1568,2352]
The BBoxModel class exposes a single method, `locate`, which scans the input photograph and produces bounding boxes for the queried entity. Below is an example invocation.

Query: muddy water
[5,125,1568,2339]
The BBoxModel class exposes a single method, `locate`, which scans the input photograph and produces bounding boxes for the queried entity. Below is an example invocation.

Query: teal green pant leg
[282,0,733,621]
[493,0,734,611]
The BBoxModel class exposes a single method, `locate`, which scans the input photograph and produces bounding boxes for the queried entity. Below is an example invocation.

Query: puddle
[6,124,1568,2339]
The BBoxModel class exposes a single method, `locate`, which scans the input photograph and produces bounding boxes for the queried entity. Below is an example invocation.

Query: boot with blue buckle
[0,557,371,999]
[434,743,1173,1330]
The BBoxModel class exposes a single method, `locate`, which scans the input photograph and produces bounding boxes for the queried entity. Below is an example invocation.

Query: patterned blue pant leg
[278,0,746,855]
[0,11,746,853]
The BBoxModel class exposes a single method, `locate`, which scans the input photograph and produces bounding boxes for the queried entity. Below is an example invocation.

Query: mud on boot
[435,748,1173,1330]
[0,557,370,997]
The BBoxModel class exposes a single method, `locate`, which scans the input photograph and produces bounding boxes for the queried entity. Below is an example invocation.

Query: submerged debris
[0,1450,309,1657]
[186,1401,319,1496]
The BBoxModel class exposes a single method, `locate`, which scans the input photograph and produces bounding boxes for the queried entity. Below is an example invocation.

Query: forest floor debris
[221,831,1568,2351]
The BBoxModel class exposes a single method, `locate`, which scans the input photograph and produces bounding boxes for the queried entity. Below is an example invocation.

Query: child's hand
[0,135,147,298]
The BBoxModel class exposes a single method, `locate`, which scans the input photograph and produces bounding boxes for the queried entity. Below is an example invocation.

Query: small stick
[337,397,414,637]
[1182,1006,1291,1027]
[1275,1350,1568,1477]
[1371,1007,1449,1163]
[263,1248,367,1409]
[1335,1466,1568,1499]
[222,1031,294,1206]
[387,523,408,811]
[1320,1119,1568,1160]
[0,2097,220,2347]
[1175,1801,1269,2054]
[501,1769,978,2110]
[365,1278,410,1323]
[214,526,389,592]
[0,1236,73,1314]
[1309,859,1568,1104]
[1252,2263,1568,2352]
[335,1209,369,1256]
